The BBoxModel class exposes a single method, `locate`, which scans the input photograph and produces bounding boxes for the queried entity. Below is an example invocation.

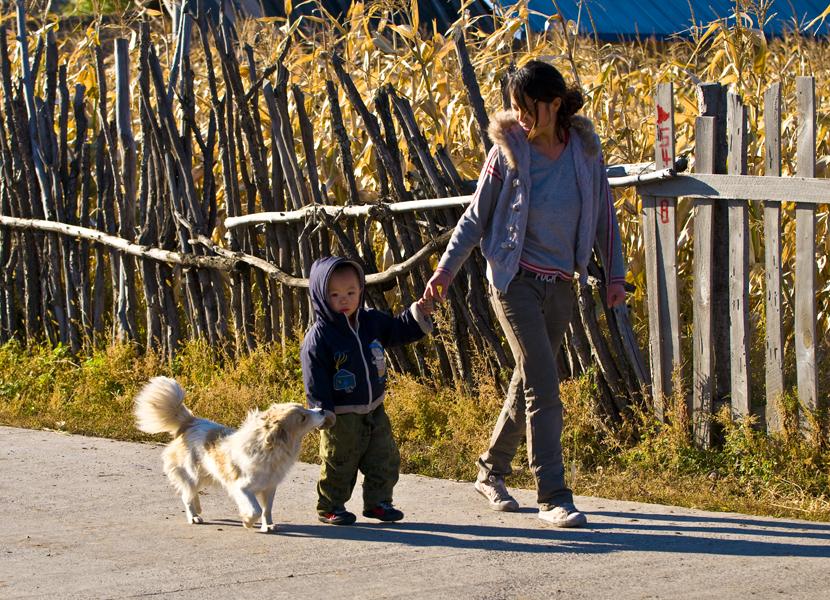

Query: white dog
[134,376,325,532]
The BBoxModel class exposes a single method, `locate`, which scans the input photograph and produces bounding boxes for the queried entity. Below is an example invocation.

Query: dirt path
[1,425,829,599]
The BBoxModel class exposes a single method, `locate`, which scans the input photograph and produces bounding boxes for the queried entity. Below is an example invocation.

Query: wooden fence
[0,4,653,424]
[637,80,828,445]
[0,4,826,439]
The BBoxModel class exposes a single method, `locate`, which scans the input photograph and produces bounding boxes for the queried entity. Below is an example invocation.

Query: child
[301,256,434,525]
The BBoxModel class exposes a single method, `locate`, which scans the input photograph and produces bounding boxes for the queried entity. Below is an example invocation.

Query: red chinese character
[660,199,670,224]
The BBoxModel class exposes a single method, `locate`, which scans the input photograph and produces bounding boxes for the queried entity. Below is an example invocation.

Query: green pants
[317,404,400,514]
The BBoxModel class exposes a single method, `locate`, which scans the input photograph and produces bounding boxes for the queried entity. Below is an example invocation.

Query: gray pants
[477,271,575,506]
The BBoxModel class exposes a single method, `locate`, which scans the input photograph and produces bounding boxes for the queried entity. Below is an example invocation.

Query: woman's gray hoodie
[436,111,626,292]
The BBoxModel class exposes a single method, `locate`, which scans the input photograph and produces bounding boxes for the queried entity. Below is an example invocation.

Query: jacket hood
[487,110,601,169]
[309,256,366,326]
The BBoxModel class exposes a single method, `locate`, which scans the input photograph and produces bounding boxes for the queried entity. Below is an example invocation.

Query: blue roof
[498,0,830,38]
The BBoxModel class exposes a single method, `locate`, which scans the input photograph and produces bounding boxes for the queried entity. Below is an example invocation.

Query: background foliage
[44,0,830,391]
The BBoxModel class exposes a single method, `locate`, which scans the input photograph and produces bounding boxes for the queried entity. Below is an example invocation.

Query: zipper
[349,313,373,405]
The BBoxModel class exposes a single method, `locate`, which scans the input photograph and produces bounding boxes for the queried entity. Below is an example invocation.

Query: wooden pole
[114,38,139,343]
[763,83,785,433]
[794,76,818,433]
[452,26,491,155]
[726,92,751,419]
[697,82,731,410]
[692,116,716,448]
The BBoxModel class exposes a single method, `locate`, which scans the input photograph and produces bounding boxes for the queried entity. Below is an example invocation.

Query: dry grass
[1,338,828,521]
[0,338,306,439]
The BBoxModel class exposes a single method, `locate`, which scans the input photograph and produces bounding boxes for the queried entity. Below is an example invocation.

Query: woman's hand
[606,282,626,308]
[424,269,453,302]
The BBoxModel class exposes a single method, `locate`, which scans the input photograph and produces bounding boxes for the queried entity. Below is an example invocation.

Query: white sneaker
[474,475,519,512]
[538,502,587,527]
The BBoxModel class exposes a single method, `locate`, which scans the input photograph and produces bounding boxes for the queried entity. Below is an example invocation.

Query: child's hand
[416,296,435,316]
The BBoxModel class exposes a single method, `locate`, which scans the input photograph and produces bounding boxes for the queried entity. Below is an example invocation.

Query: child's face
[327,268,362,322]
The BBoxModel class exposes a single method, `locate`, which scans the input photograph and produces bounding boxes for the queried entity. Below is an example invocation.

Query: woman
[423,60,626,527]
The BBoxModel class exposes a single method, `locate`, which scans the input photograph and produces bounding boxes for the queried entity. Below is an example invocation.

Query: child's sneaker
[318,509,357,526]
[362,501,404,522]
[474,474,519,512]
[537,502,587,527]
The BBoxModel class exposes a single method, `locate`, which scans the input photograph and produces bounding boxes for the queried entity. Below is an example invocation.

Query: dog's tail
[134,376,194,436]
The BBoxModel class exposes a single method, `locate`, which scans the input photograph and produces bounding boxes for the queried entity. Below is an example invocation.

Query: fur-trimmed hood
[487,110,601,170]
[437,107,625,292]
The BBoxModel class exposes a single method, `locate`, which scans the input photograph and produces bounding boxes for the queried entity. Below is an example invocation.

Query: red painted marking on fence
[660,199,670,224]
[657,105,671,123]
[657,122,672,164]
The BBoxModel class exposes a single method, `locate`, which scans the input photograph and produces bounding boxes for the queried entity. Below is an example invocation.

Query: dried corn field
[1,0,829,422]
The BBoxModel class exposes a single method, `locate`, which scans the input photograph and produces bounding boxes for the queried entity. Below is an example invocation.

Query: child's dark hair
[507,60,584,138]
[331,262,362,283]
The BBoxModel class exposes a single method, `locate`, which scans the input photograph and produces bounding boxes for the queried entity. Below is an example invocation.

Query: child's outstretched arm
[375,300,433,348]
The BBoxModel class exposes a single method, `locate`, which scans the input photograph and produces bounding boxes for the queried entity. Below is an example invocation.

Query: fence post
[643,82,681,419]
[693,116,716,447]
[763,83,785,432]
[115,38,139,345]
[452,26,491,156]
[726,92,750,418]
[795,76,818,433]
[697,83,731,410]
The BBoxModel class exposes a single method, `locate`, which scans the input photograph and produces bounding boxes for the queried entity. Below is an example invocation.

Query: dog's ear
[266,421,290,449]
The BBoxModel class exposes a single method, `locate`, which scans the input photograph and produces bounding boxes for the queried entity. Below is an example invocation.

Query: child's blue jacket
[300,256,432,415]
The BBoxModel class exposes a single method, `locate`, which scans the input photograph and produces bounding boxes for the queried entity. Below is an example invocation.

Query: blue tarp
[498,0,830,38]
[191,0,830,38]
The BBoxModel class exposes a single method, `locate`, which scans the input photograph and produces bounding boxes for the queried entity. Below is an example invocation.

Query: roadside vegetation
[1,339,827,522]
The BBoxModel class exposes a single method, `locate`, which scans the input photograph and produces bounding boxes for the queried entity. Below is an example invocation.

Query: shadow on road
[590,510,830,532]
[265,513,830,558]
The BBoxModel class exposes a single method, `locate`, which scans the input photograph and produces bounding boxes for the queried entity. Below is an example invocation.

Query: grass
[1,338,828,522]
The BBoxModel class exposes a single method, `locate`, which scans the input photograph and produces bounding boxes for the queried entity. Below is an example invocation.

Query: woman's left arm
[593,155,627,307]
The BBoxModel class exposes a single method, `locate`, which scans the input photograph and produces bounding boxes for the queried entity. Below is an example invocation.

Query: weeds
[2,339,828,521]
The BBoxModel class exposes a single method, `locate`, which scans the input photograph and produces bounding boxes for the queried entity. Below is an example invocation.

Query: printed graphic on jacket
[369,339,386,381]
[332,352,356,393]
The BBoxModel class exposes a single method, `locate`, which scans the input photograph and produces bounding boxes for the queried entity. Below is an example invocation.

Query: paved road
[1,425,829,599]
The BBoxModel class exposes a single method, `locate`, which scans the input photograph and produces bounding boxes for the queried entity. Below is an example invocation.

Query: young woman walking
[424,60,626,527]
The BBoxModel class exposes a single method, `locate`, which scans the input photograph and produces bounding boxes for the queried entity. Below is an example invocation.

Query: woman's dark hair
[507,60,584,137]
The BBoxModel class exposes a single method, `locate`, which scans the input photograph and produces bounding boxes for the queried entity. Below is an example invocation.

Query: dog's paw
[241,517,257,529]
[260,523,278,533]
[189,515,204,524]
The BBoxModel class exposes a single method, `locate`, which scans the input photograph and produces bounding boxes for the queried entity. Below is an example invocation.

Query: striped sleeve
[594,156,627,285]
[437,145,505,278]
[484,150,502,182]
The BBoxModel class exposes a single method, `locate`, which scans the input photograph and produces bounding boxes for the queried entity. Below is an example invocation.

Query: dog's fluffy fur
[134,376,325,532]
